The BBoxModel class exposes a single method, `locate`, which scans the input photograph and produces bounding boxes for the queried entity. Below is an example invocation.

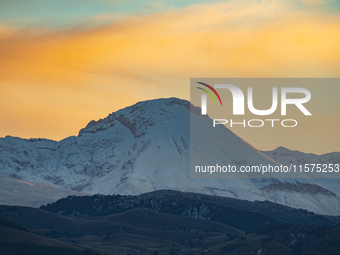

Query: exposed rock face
[260,182,336,196]
[182,205,211,220]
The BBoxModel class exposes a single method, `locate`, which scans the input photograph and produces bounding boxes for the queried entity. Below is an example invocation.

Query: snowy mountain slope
[0,176,87,207]
[263,147,340,198]
[263,147,340,173]
[0,98,339,215]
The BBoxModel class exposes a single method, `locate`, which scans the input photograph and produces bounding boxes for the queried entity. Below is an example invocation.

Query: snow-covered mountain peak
[1,97,340,215]
[78,97,191,137]
[267,146,299,157]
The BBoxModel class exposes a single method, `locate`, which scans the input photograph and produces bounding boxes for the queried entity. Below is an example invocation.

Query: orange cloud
[0,0,339,151]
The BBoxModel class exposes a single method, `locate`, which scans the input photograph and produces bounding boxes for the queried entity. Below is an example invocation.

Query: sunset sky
[0,0,339,154]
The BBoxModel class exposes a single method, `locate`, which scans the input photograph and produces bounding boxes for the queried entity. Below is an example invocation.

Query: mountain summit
[0,98,339,215]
